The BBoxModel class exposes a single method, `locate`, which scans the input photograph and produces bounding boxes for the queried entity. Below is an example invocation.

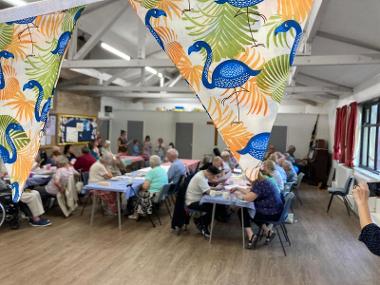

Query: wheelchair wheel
[0,202,5,228]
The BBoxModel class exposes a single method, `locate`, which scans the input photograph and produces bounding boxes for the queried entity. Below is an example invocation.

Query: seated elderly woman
[281,160,298,183]
[101,140,113,156]
[88,152,115,214]
[268,153,287,183]
[232,170,284,249]
[224,148,239,169]
[129,155,168,220]
[262,160,284,193]
[36,155,79,209]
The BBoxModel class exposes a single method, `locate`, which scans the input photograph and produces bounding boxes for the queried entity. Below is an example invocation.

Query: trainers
[265,231,276,245]
[193,219,203,233]
[29,218,52,227]
[128,213,139,220]
[201,227,210,239]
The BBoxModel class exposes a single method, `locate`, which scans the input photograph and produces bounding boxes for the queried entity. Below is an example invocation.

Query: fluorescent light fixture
[101,42,131,61]
[100,42,163,79]
[145,66,163,78]
[3,0,27,6]
[145,66,158,75]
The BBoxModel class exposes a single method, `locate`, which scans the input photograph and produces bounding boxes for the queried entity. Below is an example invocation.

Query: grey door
[127,121,144,143]
[98,119,110,140]
[175,123,193,159]
[269,126,287,153]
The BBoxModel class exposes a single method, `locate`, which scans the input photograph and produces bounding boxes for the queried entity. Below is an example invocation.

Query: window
[360,99,380,173]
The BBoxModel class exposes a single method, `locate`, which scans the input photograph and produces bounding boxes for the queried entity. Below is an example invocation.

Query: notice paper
[66,127,78,142]
[76,123,84,132]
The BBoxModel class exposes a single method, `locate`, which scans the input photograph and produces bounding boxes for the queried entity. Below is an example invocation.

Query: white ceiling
[1,0,380,106]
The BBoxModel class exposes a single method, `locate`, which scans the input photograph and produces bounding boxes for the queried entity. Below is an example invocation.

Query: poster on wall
[57,115,97,145]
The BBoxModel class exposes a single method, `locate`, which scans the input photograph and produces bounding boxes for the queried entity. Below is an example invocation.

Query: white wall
[274,113,330,158]
[103,97,330,160]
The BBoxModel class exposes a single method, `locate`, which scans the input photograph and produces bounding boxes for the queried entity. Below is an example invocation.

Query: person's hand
[215,184,223,190]
[230,187,238,193]
[352,182,370,206]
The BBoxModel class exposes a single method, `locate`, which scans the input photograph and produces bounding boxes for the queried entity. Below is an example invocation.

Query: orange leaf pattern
[131,0,313,173]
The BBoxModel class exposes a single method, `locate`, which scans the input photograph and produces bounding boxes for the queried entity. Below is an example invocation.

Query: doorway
[175,123,193,159]
[127,121,144,143]
[269,126,288,153]
[98,119,110,140]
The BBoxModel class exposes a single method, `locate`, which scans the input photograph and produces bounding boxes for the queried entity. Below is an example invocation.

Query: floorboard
[1,184,379,285]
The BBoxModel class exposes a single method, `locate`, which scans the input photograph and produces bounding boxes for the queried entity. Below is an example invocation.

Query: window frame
[359,99,380,173]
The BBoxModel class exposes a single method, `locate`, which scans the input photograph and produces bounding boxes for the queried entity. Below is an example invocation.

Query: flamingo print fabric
[0,7,84,201]
[130,0,313,178]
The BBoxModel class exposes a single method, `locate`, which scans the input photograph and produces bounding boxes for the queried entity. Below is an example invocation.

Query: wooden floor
[1,185,380,285]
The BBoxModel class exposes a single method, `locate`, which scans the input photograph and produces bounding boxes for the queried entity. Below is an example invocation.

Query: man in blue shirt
[167,148,186,184]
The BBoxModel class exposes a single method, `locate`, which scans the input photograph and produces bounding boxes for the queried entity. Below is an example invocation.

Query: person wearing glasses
[353,182,380,256]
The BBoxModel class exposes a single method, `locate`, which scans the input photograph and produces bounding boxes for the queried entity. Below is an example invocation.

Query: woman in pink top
[36,156,78,205]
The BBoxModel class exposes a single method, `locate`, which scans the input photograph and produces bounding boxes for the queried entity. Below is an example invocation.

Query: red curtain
[333,108,342,160]
[345,102,358,167]
[339,106,348,163]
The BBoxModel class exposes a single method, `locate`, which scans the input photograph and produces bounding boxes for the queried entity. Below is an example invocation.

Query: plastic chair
[265,192,295,256]
[152,183,174,221]
[291,172,305,205]
[327,176,354,216]
[284,182,295,193]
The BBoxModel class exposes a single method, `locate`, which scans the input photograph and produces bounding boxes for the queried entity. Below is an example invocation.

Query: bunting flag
[0,6,84,201]
[130,0,313,178]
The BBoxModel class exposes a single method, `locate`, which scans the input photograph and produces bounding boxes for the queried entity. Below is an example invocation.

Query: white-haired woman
[36,155,79,206]
[89,152,115,214]
[262,160,284,193]
[129,155,168,219]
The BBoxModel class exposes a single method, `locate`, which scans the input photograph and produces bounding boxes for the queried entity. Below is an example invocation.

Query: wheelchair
[0,190,20,229]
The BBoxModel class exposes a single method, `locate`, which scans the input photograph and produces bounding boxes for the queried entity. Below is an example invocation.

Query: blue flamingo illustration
[23,80,51,123]
[215,0,266,47]
[0,122,25,164]
[256,20,303,102]
[145,9,167,51]
[274,20,303,66]
[0,50,14,90]
[10,182,20,203]
[237,132,270,160]
[188,40,261,122]
[74,7,85,25]
[52,31,72,55]
[7,17,38,56]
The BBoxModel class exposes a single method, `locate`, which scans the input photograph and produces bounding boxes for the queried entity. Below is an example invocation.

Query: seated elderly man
[89,152,115,214]
[74,146,97,172]
[285,145,296,164]
[167,148,186,185]
[129,155,168,220]
[186,165,221,238]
